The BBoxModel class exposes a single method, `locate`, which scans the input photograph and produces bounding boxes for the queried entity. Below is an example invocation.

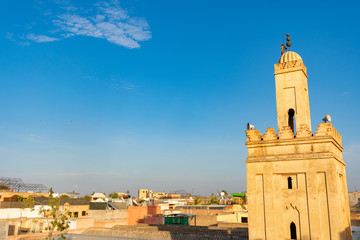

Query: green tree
[24,196,70,240]
[194,197,201,205]
[49,187,54,198]
[108,192,119,199]
[221,190,228,196]
[210,196,219,205]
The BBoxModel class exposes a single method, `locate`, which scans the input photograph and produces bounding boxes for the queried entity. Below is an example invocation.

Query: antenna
[281,33,292,55]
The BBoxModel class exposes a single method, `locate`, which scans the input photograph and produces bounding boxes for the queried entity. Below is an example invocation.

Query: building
[137,189,168,199]
[91,193,108,202]
[138,189,150,199]
[245,46,352,239]
[152,192,168,199]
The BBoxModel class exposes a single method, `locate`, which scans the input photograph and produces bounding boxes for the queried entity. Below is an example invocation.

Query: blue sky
[1,0,359,195]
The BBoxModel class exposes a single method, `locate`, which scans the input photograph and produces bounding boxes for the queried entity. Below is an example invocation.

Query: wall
[72,218,94,230]
[188,215,217,226]
[63,204,89,218]
[0,207,47,219]
[128,206,161,225]
[217,211,248,223]
[82,225,248,240]
[0,193,49,202]
[87,209,127,222]
[144,215,164,225]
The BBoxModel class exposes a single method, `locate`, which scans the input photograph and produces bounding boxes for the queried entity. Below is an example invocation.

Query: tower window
[288,177,293,189]
[290,222,297,239]
[288,108,295,133]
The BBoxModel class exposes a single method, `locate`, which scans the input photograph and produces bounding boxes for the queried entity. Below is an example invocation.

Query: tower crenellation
[245,122,342,146]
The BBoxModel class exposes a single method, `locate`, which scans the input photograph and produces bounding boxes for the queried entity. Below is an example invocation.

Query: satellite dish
[247,123,255,130]
[322,114,332,123]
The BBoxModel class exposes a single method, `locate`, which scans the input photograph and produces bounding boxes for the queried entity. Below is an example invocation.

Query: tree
[24,196,70,240]
[108,192,119,199]
[49,187,54,198]
[221,190,228,196]
[210,196,219,205]
[194,197,201,205]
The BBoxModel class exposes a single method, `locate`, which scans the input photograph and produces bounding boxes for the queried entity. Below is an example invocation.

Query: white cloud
[27,33,59,43]
[24,1,151,48]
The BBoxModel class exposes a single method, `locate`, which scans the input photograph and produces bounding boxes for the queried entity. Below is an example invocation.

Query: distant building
[138,189,150,199]
[152,192,168,199]
[138,189,168,199]
[168,194,180,199]
[91,193,108,202]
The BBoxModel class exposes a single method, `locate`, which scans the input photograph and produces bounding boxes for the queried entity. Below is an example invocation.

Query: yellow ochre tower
[245,36,352,240]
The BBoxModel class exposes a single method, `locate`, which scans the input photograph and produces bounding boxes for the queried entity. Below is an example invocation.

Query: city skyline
[1,0,360,195]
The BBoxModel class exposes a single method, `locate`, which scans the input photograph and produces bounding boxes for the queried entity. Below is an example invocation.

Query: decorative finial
[281,33,292,55]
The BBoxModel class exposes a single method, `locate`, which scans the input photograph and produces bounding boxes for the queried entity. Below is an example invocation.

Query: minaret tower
[275,50,311,133]
[245,35,352,240]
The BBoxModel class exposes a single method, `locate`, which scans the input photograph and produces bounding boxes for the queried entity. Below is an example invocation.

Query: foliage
[194,197,201,205]
[49,187,54,198]
[24,196,70,240]
[221,190,228,196]
[210,196,219,205]
[108,192,119,199]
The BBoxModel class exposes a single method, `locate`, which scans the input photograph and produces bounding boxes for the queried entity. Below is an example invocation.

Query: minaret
[245,36,352,240]
[275,51,311,133]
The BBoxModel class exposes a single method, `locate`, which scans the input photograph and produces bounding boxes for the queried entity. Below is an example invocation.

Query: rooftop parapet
[262,128,277,141]
[245,129,262,142]
[279,126,294,140]
[246,122,341,146]
[314,122,342,145]
[296,124,312,138]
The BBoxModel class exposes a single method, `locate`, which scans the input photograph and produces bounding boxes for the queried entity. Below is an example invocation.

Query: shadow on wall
[340,226,353,240]
[154,225,249,240]
[81,224,249,240]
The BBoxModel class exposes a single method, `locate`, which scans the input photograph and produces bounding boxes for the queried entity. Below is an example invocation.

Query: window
[288,108,295,133]
[74,212,78,218]
[290,222,296,239]
[288,177,293,189]
[82,211,86,216]
[241,217,248,223]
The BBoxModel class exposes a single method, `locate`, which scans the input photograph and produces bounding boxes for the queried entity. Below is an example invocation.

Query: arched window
[287,177,293,189]
[288,108,295,133]
[290,222,297,239]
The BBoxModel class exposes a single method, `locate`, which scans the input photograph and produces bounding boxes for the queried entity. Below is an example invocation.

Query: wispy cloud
[21,0,151,48]
[339,91,350,96]
[27,33,59,43]
[106,79,138,90]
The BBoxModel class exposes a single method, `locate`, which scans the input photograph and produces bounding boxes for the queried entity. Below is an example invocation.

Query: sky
[1,0,360,196]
